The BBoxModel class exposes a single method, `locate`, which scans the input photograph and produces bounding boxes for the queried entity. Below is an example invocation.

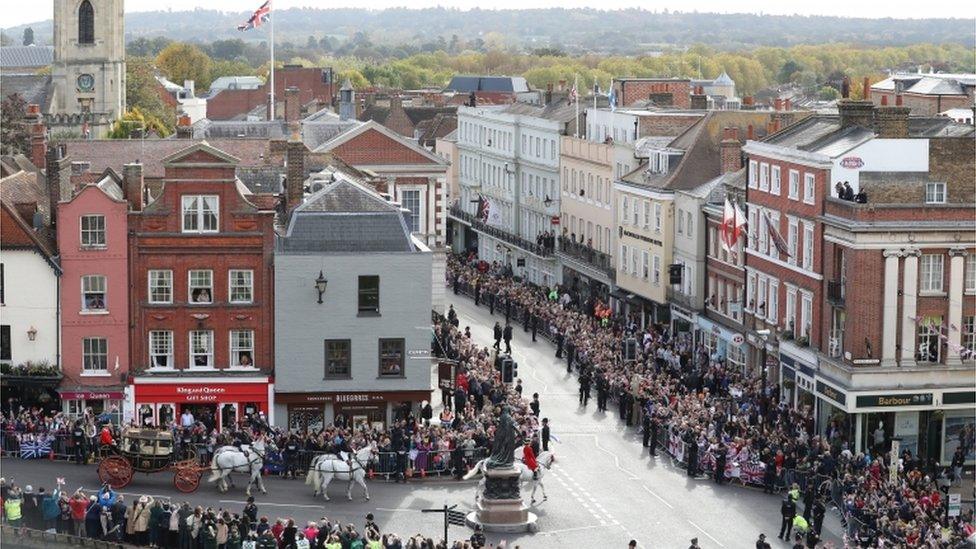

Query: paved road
[446,293,845,548]
[0,294,845,548]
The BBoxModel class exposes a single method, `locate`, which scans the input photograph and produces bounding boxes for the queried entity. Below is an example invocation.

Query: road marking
[688,519,725,547]
[537,524,607,536]
[374,507,430,513]
[642,485,674,509]
[219,500,326,509]
[588,434,640,480]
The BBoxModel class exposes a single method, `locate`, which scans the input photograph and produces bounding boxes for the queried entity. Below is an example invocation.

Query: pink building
[57,173,130,422]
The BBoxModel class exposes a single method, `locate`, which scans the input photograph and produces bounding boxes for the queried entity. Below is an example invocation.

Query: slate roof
[359,104,457,128]
[301,108,362,150]
[209,76,263,91]
[61,138,272,179]
[763,113,975,150]
[500,99,578,124]
[192,120,288,140]
[623,111,781,192]
[237,166,285,194]
[416,113,458,148]
[0,169,57,255]
[280,176,418,253]
[1,74,53,111]
[445,76,529,93]
[871,73,974,95]
[0,45,54,71]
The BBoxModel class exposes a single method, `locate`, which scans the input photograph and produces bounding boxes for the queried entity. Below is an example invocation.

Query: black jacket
[781,498,797,518]
[503,326,513,341]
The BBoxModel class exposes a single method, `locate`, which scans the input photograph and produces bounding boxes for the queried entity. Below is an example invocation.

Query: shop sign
[620,228,663,248]
[855,393,933,409]
[59,391,124,400]
[943,391,976,405]
[816,380,847,406]
[730,334,745,347]
[176,386,226,402]
[840,157,864,169]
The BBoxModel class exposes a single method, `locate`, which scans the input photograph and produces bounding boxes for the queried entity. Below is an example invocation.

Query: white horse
[463,451,554,505]
[304,445,376,501]
[207,437,277,496]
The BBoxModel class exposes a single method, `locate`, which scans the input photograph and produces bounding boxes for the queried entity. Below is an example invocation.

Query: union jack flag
[238,1,271,31]
[19,436,53,459]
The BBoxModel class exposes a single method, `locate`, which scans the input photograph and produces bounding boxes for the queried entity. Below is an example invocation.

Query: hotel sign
[840,156,864,169]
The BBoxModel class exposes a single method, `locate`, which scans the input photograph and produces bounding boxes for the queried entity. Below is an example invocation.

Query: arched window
[78,0,94,44]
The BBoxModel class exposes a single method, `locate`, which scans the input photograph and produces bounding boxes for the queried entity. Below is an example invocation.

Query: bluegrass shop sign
[855,393,933,409]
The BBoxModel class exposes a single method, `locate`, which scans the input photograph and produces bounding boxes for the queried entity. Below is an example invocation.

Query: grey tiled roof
[446,76,529,93]
[1,74,53,111]
[237,166,285,194]
[0,46,53,70]
[280,212,415,253]
[193,120,287,139]
[281,177,417,253]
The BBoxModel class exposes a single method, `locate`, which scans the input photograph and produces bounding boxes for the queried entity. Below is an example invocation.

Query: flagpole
[574,74,579,139]
[269,3,275,120]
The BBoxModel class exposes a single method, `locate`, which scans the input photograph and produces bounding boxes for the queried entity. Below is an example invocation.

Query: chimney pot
[862,77,871,100]
[784,98,791,111]
[880,95,888,106]
[895,94,903,106]
[774,98,784,111]
[747,124,754,140]
[27,104,40,116]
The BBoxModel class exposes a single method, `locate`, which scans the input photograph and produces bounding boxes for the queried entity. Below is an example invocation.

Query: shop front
[131,377,272,431]
[58,389,125,424]
[779,350,815,415]
[275,390,433,432]
[696,316,747,373]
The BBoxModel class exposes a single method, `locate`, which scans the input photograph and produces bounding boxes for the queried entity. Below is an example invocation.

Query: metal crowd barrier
[0,525,130,549]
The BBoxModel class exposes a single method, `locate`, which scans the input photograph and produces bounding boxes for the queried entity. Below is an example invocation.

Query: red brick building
[870,72,975,116]
[206,66,335,121]
[742,99,975,461]
[614,78,692,109]
[127,142,276,430]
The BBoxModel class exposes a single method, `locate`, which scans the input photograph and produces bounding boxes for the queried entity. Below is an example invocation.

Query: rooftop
[280,174,419,254]
[0,45,53,71]
[445,75,529,94]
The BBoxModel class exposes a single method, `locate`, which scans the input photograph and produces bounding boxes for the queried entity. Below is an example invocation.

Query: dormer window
[182,195,219,233]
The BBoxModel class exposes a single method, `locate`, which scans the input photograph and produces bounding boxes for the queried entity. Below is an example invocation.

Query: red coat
[522,444,537,471]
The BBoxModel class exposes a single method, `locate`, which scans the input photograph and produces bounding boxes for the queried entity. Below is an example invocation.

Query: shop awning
[58,390,125,400]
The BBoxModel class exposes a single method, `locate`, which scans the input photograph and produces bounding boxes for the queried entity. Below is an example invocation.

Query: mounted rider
[522,438,539,480]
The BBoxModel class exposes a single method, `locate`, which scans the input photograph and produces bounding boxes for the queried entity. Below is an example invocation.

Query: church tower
[51,0,125,137]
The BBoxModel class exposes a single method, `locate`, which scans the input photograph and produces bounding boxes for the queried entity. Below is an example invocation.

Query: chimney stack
[774,98,784,111]
[862,77,871,100]
[27,104,46,170]
[874,101,910,139]
[176,114,193,139]
[45,145,69,228]
[690,86,708,110]
[285,137,306,215]
[339,79,355,121]
[284,86,301,123]
[784,98,791,111]
[720,127,742,174]
[123,163,144,212]
[837,99,876,128]
[747,124,754,140]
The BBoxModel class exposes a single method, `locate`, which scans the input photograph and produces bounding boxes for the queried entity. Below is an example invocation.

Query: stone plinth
[466,466,538,533]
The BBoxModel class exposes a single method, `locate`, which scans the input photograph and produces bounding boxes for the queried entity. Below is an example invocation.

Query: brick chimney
[390,95,403,113]
[747,124,755,140]
[175,114,193,139]
[123,163,144,212]
[862,77,871,100]
[874,103,910,138]
[27,104,46,169]
[45,145,69,228]
[837,99,875,128]
[285,137,306,215]
[690,86,708,110]
[720,127,742,174]
[284,86,301,123]
[774,98,784,111]
[741,96,755,110]
[784,98,791,111]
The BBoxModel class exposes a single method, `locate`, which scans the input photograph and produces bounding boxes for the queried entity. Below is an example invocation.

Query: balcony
[448,204,554,258]
[666,286,701,312]
[827,280,845,307]
[817,350,975,393]
[558,235,613,271]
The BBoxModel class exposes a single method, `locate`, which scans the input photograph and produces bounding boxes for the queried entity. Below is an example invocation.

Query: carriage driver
[521,437,539,480]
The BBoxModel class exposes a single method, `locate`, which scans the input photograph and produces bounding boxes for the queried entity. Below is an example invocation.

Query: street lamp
[315,271,328,304]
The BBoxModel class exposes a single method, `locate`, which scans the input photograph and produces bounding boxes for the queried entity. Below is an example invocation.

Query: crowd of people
[0,478,516,549]
[448,252,974,548]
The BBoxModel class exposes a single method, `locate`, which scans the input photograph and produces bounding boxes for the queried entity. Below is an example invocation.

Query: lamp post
[315,271,328,304]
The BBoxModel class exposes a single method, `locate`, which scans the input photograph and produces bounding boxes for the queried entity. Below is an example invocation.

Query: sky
[4,0,974,27]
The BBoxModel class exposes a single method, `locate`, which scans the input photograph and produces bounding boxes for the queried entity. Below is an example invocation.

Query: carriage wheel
[174,468,202,493]
[98,456,133,489]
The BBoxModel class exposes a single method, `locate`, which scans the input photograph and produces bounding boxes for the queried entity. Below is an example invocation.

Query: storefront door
[181,404,218,431]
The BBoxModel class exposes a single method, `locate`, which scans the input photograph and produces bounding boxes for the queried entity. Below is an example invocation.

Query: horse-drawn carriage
[97,428,207,493]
